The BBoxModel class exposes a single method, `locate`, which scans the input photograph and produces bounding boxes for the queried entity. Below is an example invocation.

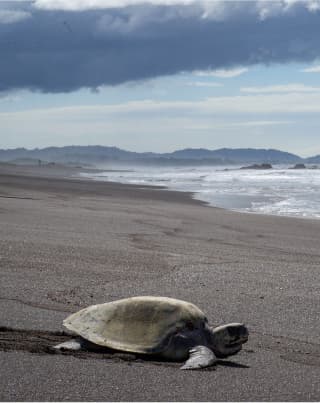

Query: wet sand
[0,164,319,401]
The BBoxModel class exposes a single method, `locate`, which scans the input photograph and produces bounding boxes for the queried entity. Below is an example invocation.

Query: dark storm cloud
[1,1,320,93]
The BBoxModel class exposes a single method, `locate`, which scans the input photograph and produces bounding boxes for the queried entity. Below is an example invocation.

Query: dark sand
[0,164,319,401]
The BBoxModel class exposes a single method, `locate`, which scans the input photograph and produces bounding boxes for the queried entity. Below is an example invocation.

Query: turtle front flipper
[181,345,216,370]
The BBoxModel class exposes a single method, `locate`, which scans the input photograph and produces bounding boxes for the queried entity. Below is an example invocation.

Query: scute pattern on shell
[63,296,206,354]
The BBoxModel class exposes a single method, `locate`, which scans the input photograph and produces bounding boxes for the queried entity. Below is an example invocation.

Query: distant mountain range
[0,146,319,166]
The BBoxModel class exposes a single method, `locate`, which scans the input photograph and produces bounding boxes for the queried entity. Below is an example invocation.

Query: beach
[0,164,319,401]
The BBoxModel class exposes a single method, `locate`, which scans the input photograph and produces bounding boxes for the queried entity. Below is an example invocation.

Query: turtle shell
[63,296,206,354]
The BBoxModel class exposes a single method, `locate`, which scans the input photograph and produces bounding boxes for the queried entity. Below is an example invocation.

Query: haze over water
[82,165,320,219]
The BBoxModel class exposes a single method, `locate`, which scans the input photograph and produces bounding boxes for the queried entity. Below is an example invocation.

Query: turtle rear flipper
[181,345,216,370]
[53,337,86,351]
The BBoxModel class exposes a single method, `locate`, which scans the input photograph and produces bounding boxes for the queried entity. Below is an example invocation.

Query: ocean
[81,165,320,219]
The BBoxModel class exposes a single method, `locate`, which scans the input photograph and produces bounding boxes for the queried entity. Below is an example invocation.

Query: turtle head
[209,323,248,358]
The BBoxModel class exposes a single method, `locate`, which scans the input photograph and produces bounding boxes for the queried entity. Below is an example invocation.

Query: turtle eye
[186,321,194,331]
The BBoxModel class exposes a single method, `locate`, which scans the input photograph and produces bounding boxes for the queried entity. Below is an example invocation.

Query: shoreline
[79,164,320,223]
[0,163,320,222]
[1,163,320,401]
[0,163,208,208]
[3,161,320,223]
[75,163,320,220]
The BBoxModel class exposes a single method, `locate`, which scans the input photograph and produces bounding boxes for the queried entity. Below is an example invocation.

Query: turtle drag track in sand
[0,326,177,366]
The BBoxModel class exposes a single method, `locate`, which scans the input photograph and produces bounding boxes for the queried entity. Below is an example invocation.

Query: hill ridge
[0,145,318,165]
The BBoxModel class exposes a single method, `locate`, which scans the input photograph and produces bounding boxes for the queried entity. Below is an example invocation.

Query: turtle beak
[239,324,249,343]
[227,323,249,343]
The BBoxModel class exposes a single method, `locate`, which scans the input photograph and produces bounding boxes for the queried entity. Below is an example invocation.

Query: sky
[1,0,320,156]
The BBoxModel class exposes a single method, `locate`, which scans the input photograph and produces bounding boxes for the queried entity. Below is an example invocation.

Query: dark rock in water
[290,163,306,169]
[240,163,273,170]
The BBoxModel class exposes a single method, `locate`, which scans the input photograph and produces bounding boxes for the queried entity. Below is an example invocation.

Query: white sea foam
[81,165,320,219]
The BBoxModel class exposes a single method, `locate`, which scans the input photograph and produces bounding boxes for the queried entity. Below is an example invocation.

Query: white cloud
[33,0,196,10]
[0,9,31,24]
[254,0,300,20]
[183,120,294,130]
[2,92,320,120]
[199,93,320,114]
[227,120,294,127]
[195,67,249,78]
[187,81,223,88]
[241,84,320,93]
[32,0,318,18]
[2,93,318,151]
[302,65,320,73]
[0,95,21,102]
[306,0,320,12]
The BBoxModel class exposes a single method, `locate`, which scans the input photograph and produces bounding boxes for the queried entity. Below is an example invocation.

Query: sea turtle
[54,296,248,370]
